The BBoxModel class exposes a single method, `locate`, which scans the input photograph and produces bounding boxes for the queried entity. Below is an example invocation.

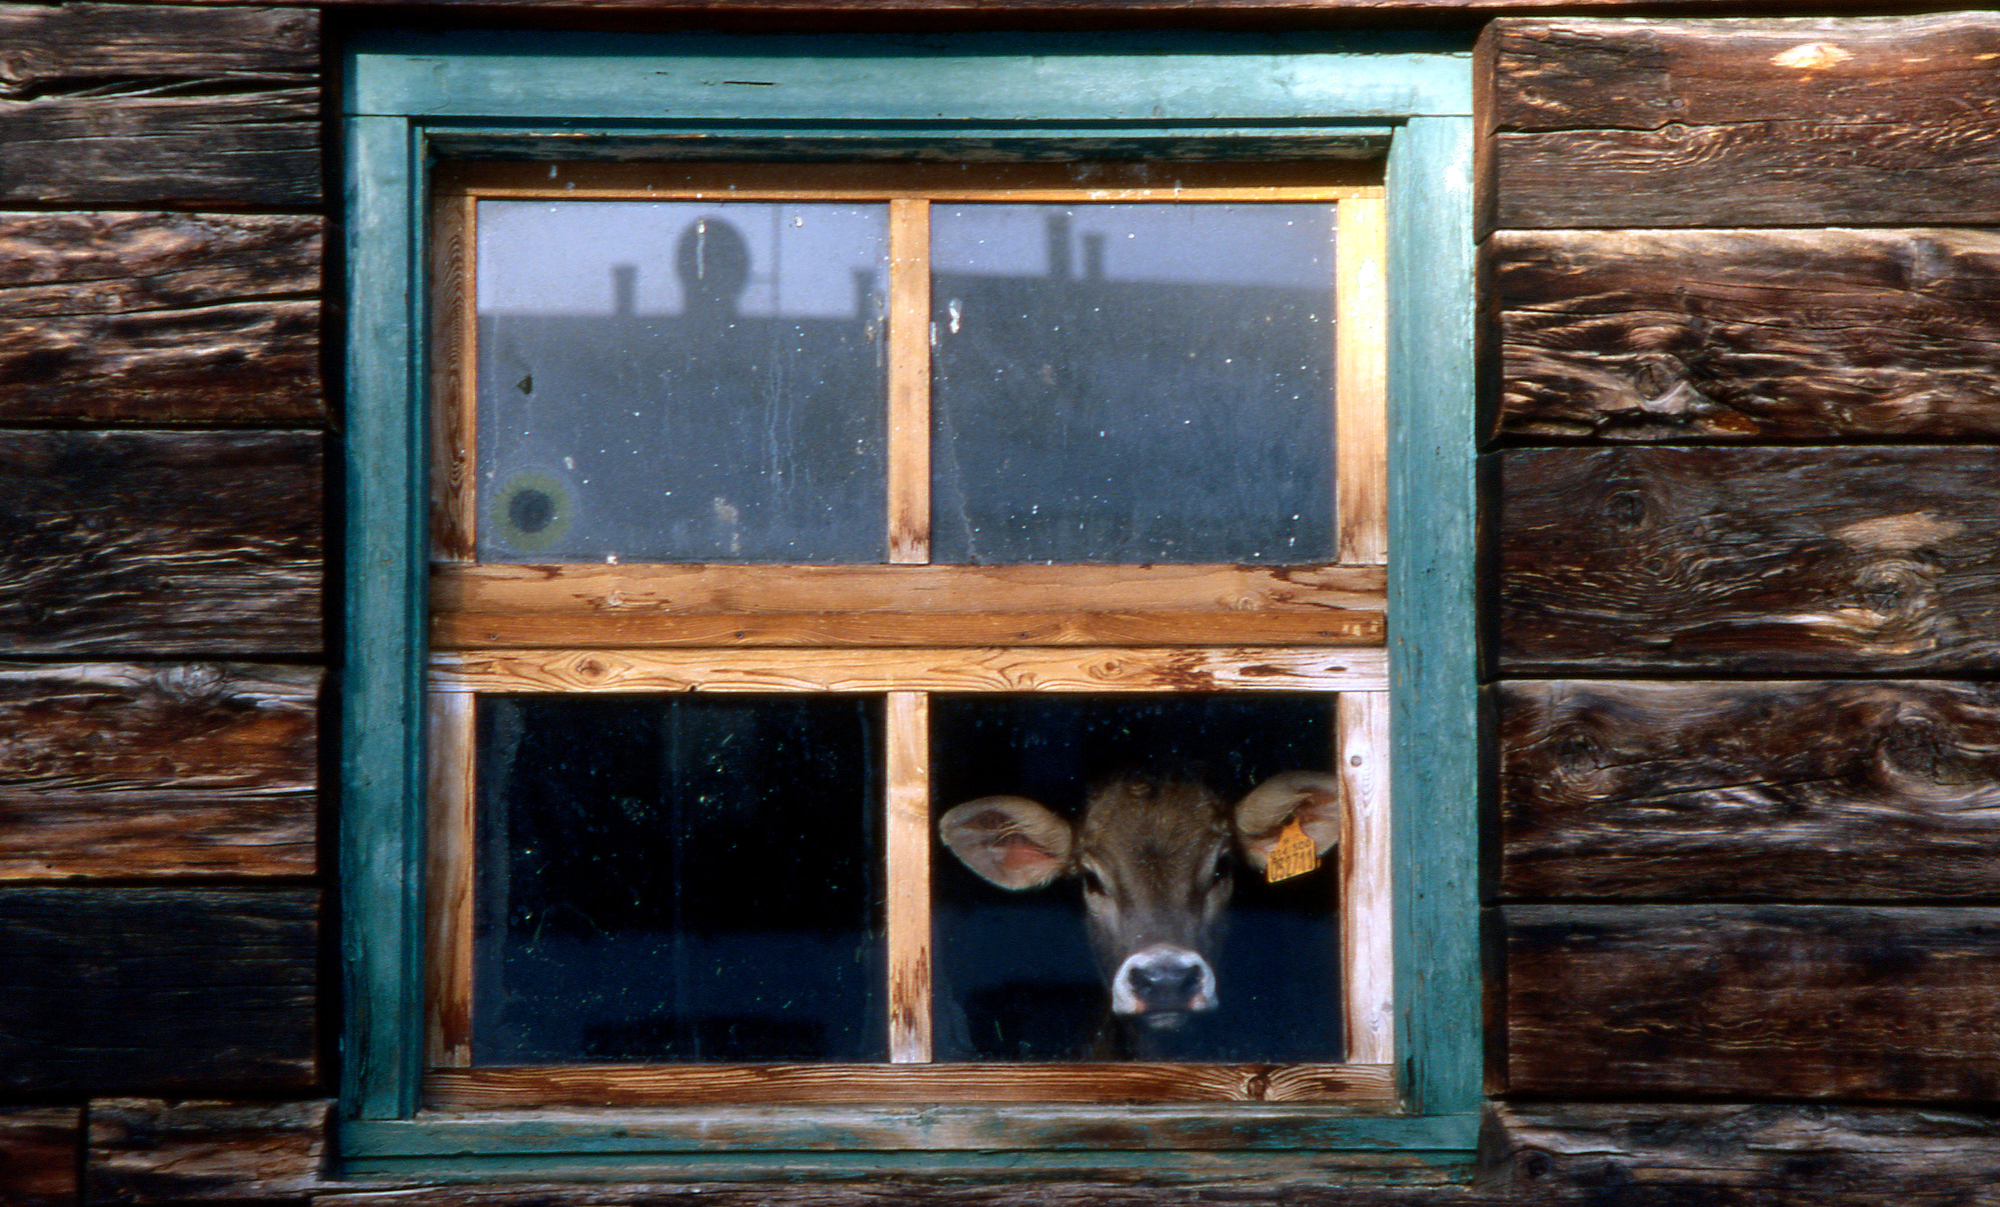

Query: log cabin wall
[5,4,2000,1206]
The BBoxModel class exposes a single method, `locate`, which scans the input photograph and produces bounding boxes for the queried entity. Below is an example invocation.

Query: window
[343,31,1478,1181]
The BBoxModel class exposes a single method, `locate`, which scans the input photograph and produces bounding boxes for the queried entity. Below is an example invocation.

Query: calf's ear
[1233,770,1342,872]
[938,796,1074,890]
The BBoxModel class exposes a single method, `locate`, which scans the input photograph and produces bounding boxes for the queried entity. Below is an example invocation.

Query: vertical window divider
[425,690,477,1068]
[885,690,934,1063]
[887,197,932,566]
[1337,690,1393,1064]
[1335,193,1388,566]
[431,189,480,562]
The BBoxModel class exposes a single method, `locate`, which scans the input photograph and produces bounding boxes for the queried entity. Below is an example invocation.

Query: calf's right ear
[938,796,1074,890]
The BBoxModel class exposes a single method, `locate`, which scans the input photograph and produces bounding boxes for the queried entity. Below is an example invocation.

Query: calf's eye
[1080,868,1107,896]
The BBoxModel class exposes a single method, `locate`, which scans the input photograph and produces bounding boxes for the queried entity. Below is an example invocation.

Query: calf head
[939,770,1340,1030]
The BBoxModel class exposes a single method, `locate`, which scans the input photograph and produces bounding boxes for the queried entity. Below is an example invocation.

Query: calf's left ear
[1233,770,1342,872]
[938,795,1074,890]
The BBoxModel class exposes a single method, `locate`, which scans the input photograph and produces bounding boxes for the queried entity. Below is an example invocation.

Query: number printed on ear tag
[1266,815,1319,884]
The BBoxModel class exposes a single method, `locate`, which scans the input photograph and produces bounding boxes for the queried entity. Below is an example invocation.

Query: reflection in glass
[476,201,889,563]
[930,695,1342,1062]
[472,695,883,1063]
[931,204,1336,564]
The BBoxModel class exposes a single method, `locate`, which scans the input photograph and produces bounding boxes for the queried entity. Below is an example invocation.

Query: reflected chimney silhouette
[1081,233,1106,283]
[675,216,751,321]
[611,263,638,317]
[1045,212,1073,281]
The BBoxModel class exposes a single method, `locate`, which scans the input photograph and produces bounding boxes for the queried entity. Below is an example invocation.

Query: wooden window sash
[428,162,1388,595]
[423,160,1396,1098]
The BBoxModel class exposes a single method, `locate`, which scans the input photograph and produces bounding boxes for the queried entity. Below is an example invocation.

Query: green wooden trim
[341,113,431,1121]
[339,29,1482,1171]
[343,1109,1481,1159]
[346,31,1472,122]
[342,1148,1478,1184]
[1384,115,1482,1119]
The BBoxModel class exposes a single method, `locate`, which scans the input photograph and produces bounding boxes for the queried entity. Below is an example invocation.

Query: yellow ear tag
[1265,816,1319,884]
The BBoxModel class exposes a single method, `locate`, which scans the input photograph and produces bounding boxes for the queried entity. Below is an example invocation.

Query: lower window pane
[930,695,1343,1062]
[473,695,884,1063]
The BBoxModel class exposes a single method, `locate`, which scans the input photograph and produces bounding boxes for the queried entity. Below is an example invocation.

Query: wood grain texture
[0,887,317,1095]
[1499,680,2000,902]
[0,1108,80,1207]
[0,3,319,207]
[0,212,322,424]
[427,1063,1396,1108]
[1491,228,2000,441]
[431,646,1387,694]
[885,691,931,1064]
[1484,14,2000,228]
[1505,905,2000,1101]
[86,1099,330,1204]
[424,692,474,1068]
[0,662,318,879]
[1487,1102,2000,1207]
[1338,691,1392,1064]
[1496,446,2000,675]
[437,610,1382,649]
[437,561,1384,612]
[888,198,930,565]
[429,193,476,562]
[1335,196,1387,564]
[0,430,322,656]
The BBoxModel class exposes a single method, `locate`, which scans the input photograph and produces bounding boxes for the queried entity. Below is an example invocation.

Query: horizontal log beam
[86,1099,331,1204]
[0,887,318,1095]
[1490,228,2000,442]
[0,430,322,656]
[0,663,318,879]
[1488,1102,2000,1206]
[0,4,319,207]
[1496,446,2000,675]
[1482,14,2000,228]
[0,212,323,424]
[0,1107,81,1207]
[1505,904,2000,1101]
[1498,680,2000,901]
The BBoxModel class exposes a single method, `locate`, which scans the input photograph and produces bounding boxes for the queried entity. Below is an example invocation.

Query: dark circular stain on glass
[508,487,556,534]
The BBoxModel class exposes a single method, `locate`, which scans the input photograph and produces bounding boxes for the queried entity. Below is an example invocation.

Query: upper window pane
[930,204,1336,565]
[476,200,890,563]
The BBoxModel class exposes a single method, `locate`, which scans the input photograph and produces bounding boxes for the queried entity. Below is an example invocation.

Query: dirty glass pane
[475,201,889,563]
[930,204,1336,564]
[930,695,1342,1062]
[472,695,883,1063]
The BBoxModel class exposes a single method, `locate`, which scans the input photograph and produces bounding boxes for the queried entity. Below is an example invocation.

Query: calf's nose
[1111,944,1217,1017]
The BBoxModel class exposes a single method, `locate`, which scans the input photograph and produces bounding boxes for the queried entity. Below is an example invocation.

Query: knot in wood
[1606,491,1648,529]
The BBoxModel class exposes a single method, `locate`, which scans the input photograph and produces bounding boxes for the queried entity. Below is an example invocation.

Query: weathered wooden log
[1505,905,2000,1100]
[0,430,322,656]
[0,887,317,1095]
[0,1108,81,1207]
[1496,446,2000,675]
[86,1099,330,1204]
[0,212,323,423]
[0,4,319,207]
[0,663,318,878]
[1499,680,2000,901]
[1490,228,2000,441]
[1481,14,2000,227]
[1487,1102,2000,1206]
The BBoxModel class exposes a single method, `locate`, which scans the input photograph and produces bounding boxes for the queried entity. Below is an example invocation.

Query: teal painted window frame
[340,29,1479,1182]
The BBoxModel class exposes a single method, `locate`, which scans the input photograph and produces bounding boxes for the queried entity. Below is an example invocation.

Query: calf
[938,769,1341,1044]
